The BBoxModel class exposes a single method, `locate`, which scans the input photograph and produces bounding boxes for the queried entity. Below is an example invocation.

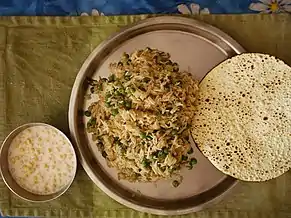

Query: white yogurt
[8,125,76,195]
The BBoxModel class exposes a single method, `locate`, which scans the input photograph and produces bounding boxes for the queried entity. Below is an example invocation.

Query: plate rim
[68,15,245,215]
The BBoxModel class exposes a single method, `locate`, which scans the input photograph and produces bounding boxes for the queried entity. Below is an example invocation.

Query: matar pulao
[85,48,199,182]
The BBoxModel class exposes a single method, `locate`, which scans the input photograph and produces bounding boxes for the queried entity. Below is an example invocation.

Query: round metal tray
[68,16,245,215]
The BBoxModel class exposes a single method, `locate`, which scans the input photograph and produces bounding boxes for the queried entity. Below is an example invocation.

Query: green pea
[108,74,116,82]
[171,129,178,136]
[105,93,111,101]
[190,158,197,165]
[123,53,130,59]
[140,132,147,139]
[149,153,157,160]
[164,64,171,70]
[115,80,122,87]
[87,118,96,127]
[91,118,96,125]
[111,108,119,116]
[188,158,197,169]
[105,101,111,108]
[117,146,126,155]
[163,147,169,154]
[187,147,194,154]
[98,83,103,91]
[158,150,167,159]
[119,87,125,95]
[84,110,91,117]
[124,100,132,110]
[141,158,150,168]
[181,155,188,161]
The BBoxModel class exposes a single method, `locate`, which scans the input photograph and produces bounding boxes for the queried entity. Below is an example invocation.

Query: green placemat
[0,14,291,218]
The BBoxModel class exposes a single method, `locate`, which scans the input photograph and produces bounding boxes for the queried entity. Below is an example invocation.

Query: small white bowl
[0,123,77,202]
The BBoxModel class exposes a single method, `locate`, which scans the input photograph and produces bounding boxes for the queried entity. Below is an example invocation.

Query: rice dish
[85,48,199,182]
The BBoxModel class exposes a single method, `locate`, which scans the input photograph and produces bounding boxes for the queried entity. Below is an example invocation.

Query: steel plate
[68,16,245,215]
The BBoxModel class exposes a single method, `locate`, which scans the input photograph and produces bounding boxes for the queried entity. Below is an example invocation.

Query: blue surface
[0,211,33,218]
[0,0,290,15]
[0,0,290,218]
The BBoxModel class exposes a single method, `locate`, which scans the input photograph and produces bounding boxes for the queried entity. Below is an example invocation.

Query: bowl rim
[0,122,77,202]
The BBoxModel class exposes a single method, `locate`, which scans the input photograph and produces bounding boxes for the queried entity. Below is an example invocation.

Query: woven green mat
[0,14,291,218]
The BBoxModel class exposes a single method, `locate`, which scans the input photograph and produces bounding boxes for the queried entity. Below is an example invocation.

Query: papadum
[192,53,291,181]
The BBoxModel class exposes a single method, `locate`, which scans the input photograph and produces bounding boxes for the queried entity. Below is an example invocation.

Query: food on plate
[192,53,291,181]
[8,125,76,195]
[85,48,199,182]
